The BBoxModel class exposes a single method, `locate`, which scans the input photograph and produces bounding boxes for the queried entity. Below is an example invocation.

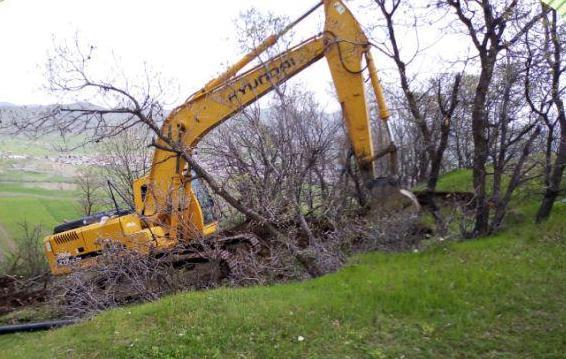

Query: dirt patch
[0,276,48,316]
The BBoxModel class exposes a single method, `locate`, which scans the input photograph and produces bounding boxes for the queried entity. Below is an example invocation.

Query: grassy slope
[433,169,475,192]
[0,200,564,357]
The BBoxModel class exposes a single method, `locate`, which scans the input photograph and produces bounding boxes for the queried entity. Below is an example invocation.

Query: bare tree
[99,125,153,208]
[373,0,462,230]
[2,222,48,278]
[19,34,364,278]
[481,56,540,232]
[524,8,566,222]
[75,167,105,216]
[200,87,351,276]
[442,0,547,236]
[448,74,477,169]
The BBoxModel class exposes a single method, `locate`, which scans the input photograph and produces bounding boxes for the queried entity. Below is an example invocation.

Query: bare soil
[0,276,48,316]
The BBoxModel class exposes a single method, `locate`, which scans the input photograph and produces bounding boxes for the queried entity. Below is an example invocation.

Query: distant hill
[0,103,90,155]
[0,102,153,130]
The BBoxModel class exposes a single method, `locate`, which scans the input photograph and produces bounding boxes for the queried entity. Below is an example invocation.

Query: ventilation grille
[53,231,80,245]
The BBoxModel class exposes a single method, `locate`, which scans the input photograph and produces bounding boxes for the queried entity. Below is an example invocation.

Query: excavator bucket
[367,178,420,215]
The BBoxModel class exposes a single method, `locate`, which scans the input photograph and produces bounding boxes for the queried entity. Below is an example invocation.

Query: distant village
[0,151,113,167]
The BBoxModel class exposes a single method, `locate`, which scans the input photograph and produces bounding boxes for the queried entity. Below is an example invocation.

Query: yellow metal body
[44,0,394,275]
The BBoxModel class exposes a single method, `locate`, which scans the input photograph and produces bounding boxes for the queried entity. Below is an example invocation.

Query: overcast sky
[0,0,467,108]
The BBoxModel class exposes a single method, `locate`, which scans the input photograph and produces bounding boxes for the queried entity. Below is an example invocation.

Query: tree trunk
[470,57,496,237]
[537,119,566,222]
[491,127,540,231]
[535,10,566,223]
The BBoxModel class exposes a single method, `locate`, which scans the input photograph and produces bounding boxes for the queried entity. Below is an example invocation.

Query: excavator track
[163,233,262,280]
[217,234,262,277]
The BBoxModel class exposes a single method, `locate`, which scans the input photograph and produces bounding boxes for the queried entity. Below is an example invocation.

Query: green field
[0,159,79,253]
[0,183,78,236]
[0,182,79,259]
[0,132,81,250]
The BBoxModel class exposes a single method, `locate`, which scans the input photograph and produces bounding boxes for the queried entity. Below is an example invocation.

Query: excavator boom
[143,0,379,220]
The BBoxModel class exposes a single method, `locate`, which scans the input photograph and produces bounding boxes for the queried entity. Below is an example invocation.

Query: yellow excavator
[44,0,418,275]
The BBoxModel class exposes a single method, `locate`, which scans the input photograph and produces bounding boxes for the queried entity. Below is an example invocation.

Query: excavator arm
[139,0,390,226]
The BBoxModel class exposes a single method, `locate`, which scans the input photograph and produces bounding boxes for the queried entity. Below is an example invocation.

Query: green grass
[0,205,563,358]
[0,182,76,197]
[434,169,474,192]
[0,169,72,184]
[413,169,474,192]
[0,196,78,235]
[0,182,79,244]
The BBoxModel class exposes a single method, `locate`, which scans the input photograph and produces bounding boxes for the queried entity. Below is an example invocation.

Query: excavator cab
[133,173,217,233]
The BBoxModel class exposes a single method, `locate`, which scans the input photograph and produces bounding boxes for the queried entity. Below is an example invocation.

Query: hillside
[0,201,563,358]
